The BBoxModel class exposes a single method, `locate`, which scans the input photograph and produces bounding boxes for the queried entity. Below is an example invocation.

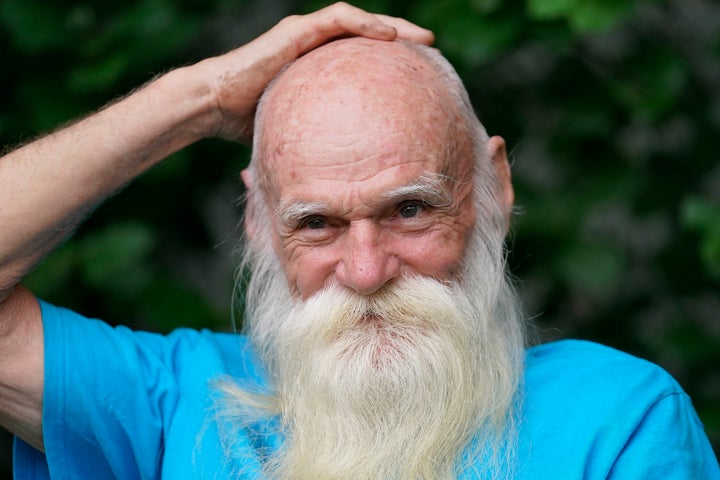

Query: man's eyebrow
[275,174,455,227]
[383,173,454,207]
[276,200,331,227]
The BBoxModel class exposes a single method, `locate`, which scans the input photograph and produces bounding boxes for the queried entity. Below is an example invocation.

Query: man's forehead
[267,148,456,205]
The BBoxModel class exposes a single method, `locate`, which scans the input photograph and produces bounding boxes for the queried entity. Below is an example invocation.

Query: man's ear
[487,136,514,222]
[240,168,259,241]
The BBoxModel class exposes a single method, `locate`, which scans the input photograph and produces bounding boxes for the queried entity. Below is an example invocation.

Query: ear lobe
[487,135,514,222]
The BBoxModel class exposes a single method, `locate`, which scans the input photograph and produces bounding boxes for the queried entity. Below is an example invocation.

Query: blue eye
[399,203,421,218]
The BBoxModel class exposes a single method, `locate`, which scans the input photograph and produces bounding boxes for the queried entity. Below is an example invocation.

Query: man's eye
[303,217,327,229]
[399,202,422,219]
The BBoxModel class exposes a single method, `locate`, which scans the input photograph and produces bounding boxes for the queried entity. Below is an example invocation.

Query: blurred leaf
[682,197,720,279]
[24,244,78,298]
[0,1,69,52]
[79,222,156,296]
[68,53,132,93]
[528,0,642,33]
[414,1,521,66]
[555,243,625,297]
[611,50,688,122]
[471,0,502,13]
[65,5,97,32]
[140,276,226,332]
[139,150,193,185]
[568,0,636,33]
[559,98,615,138]
[526,0,575,19]
[683,198,720,233]
[662,322,720,362]
[18,79,83,132]
[67,0,198,92]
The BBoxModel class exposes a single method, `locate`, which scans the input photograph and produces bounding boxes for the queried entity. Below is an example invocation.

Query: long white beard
[262,276,519,480]
[219,236,524,479]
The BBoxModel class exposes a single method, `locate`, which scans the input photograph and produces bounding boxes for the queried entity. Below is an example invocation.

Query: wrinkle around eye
[291,217,340,245]
[384,202,438,234]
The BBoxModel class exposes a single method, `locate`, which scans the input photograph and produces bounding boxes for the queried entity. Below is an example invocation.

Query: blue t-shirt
[12,301,720,479]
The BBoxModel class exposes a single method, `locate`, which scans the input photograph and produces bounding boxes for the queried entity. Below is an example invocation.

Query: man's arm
[0,2,433,452]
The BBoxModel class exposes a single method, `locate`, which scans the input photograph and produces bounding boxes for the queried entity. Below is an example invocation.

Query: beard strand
[262,277,509,480]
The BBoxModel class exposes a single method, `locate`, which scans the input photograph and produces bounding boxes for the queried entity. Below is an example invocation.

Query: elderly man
[0,3,717,479]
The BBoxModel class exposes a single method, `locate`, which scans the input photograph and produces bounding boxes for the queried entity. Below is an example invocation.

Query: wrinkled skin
[246,38,508,298]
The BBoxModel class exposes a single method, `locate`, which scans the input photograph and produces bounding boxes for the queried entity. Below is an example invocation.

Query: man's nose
[335,220,399,295]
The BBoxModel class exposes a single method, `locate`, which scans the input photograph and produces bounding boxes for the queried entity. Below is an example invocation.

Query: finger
[314,2,397,39]
[374,14,434,45]
[288,2,433,54]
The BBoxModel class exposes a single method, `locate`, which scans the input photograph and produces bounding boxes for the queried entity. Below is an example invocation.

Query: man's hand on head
[195,2,434,142]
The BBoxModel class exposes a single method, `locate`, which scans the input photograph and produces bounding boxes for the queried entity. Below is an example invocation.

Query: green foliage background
[1,0,718,472]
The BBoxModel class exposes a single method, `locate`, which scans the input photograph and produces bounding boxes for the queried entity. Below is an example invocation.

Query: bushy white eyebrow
[383,173,454,207]
[275,173,454,227]
[276,200,331,228]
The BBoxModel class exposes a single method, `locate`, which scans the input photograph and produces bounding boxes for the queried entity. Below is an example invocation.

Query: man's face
[254,38,476,299]
[238,40,523,480]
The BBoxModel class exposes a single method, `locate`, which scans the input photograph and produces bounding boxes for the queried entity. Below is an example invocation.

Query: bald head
[251,38,480,197]
[260,37,457,134]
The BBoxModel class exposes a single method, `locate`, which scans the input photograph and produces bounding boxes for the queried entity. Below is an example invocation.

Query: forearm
[0,66,216,299]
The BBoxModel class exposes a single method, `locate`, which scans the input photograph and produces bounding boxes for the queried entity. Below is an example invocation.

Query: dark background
[1,0,718,475]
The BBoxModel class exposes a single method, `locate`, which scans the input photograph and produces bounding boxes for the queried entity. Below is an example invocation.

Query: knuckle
[324,2,352,22]
[277,14,299,26]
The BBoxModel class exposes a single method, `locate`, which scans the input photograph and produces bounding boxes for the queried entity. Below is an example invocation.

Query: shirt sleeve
[15,300,180,480]
[608,390,720,479]
[520,340,720,480]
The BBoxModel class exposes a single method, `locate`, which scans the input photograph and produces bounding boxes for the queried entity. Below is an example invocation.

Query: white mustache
[283,276,472,342]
